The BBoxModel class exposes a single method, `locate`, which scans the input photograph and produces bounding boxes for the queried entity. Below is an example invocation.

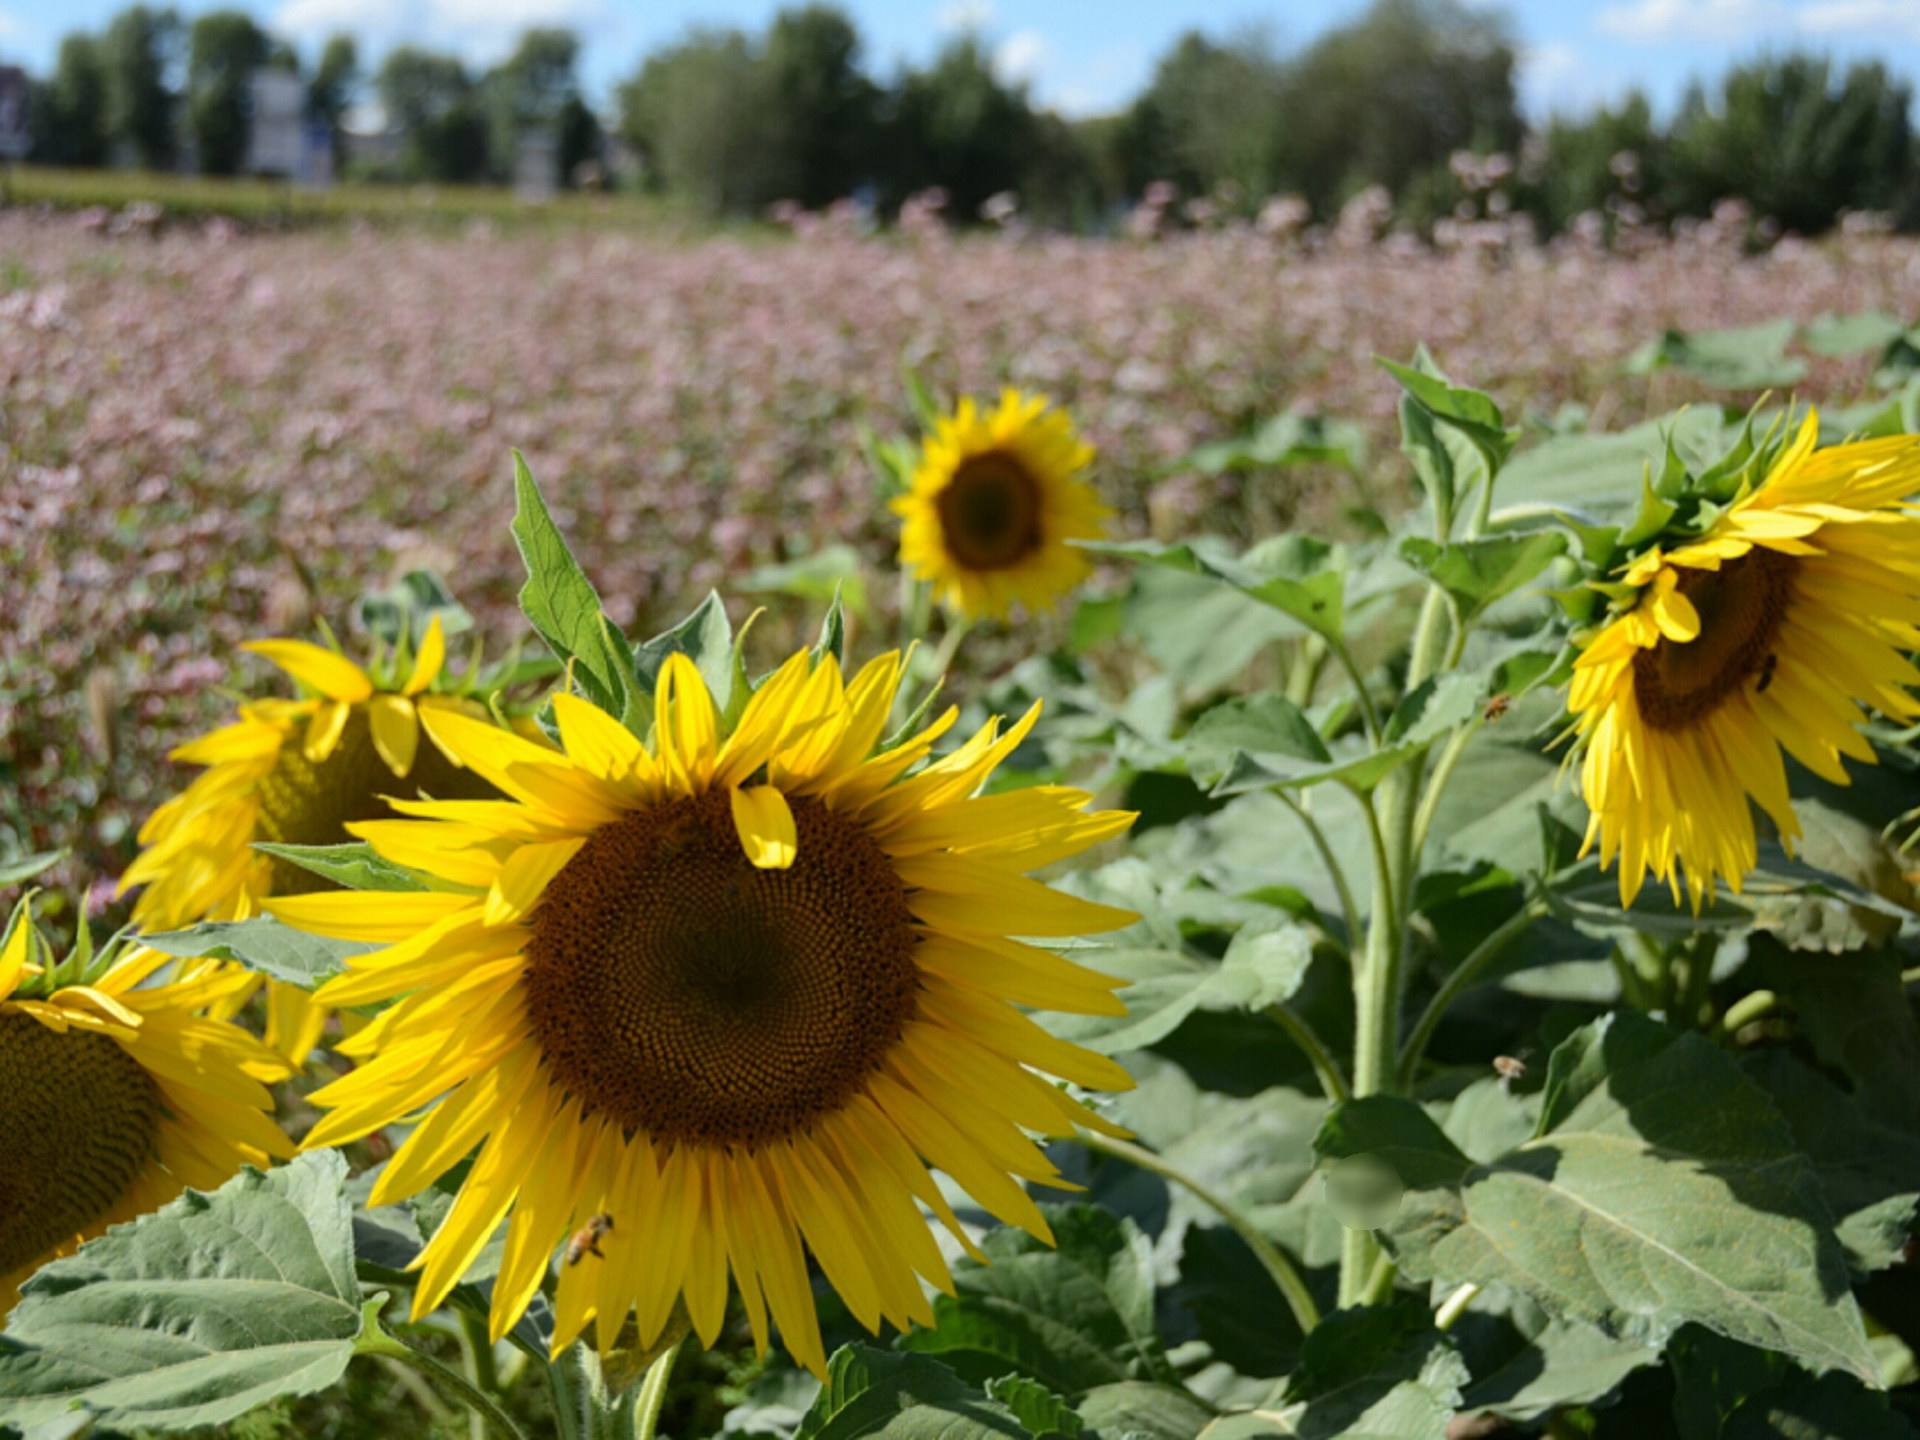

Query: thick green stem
[357,1318,530,1440]
[1266,1003,1351,1103]
[458,1311,502,1440]
[1719,988,1779,1036]
[925,615,973,684]
[1397,898,1549,1088]
[1277,789,1363,950]
[1327,637,1384,743]
[1434,1282,1481,1331]
[1071,1131,1321,1336]
[631,1338,684,1440]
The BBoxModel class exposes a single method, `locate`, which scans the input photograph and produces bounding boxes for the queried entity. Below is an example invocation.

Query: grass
[0,164,702,231]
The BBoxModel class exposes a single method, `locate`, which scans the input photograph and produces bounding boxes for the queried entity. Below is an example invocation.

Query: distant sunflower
[0,924,291,1314]
[1569,414,1920,907]
[895,389,1109,619]
[271,649,1136,1374]
[120,618,496,1060]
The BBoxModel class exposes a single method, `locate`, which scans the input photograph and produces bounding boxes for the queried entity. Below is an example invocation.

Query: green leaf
[740,546,871,620]
[1200,1301,1466,1439]
[1184,413,1367,476]
[1052,925,1312,1057]
[354,569,474,647]
[250,842,431,892]
[796,1346,1023,1439]
[1381,673,1483,749]
[0,1153,362,1432]
[1185,694,1331,768]
[1319,1016,1876,1381]
[985,1376,1086,1437]
[1623,320,1808,390]
[1669,1329,1917,1440]
[1077,1382,1214,1439]
[1801,310,1906,358]
[633,591,735,720]
[1397,534,1565,621]
[1757,944,1920,1129]
[1450,1289,1658,1422]
[135,917,370,987]
[0,851,65,888]
[509,451,630,720]
[898,1204,1172,1395]
[1093,536,1347,647]
[812,586,849,667]
[721,1369,823,1439]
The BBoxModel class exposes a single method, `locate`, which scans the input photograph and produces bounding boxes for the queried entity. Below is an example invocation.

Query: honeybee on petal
[564,1212,614,1266]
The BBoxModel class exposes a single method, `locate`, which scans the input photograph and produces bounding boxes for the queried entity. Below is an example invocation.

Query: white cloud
[994,30,1046,85]
[276,0,601,65]
[275,0,392,40]
[0,10,20,42]
[1594,0,1784,41]
[1517,41,1596,117]
[937,0,995,34]
[1796,0,1920,40]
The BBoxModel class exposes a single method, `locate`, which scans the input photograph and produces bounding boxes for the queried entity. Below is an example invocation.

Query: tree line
[16,0,1920,237]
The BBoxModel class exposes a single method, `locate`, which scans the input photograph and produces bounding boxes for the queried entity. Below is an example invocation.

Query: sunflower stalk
[353,1310,531,1440]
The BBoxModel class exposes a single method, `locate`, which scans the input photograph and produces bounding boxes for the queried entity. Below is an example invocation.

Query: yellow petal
[404,616,447,697]
[485,837,586,926]
[367,695,421,778]
[654,653,718,790]
[0,914,29,999]
[266,890,477,941]
[729,785,797,870]
[244,639,375,703]
[304,700,352,763]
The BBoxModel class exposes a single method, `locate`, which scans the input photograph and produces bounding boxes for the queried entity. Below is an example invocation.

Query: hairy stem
[1277,788,1363,951]
[631,1338,684,1440]
[357,1321,530,1440]
[1266,1003,1351,1104]
[1398,898,1549,1088]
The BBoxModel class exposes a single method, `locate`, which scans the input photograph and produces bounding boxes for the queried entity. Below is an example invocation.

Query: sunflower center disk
[937,451,1045,570]
[255,707,493,894]
[0,1013,161,1275]
[1634,548,1797,732]
[523,789,921,1149]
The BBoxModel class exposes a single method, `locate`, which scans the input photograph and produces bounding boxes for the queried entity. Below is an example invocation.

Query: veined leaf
[795,1346,1023,1439]
[509,451,631,721]
[0,851,65,888]
[251,842,432,893]
[0,1153,362,1433]
[135,916,370,987]
[633,590,735,720]
[1398,533,1566,621]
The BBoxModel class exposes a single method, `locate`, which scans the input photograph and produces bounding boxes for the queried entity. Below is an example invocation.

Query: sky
[2,0,1917,119]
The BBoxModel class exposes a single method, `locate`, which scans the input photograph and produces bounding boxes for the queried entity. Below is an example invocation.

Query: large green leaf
[796,1346,1024,1439]
[1624,319,1808,390]
[1078,1381,1214,1439]
[1199,1302,1466,1439]
[1397,534,1565,622]
[135,916,370,987]
[510,451,632,720]
[898,1205,1172,1395]
[1450,1289,1658,1423]
[1183,413,1367,477]
[0,1153,363,1433]
[1316,1016,1876,1381]
[985,1376,1086,1438]
[250,841,432,893]
[1669,1329,1917,1439]
[632,590,736,719]
[1757,944,1920,1130]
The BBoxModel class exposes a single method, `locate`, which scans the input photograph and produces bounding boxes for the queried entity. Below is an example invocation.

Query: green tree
[309,34,357,168]
[101,5,181,170]
[617,28,776,213]
[1120,29,1287,203]
[1275,0,1522,216]
[761,5,878,207]
[481,27,580,185]
[557,94,602,186]
[36,34,111,166]
[186,9,269,175]
[1521,90,1667,235]
[376,46,488,182]
[1666,54,1913,233]
[881,37,1038,218]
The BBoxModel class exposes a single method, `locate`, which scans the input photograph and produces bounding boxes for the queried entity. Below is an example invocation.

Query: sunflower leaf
[796,1345,1024,1439]
[250,842,432,893]
[0,850,65,888]
[633,590,735,722]
[509,450,631,723]
[0,1153,363,1433]
[1397,533,1566,621]
[135,916,371,987]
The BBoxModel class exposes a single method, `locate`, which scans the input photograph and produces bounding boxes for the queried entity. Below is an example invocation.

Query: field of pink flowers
[4,210,1919,898]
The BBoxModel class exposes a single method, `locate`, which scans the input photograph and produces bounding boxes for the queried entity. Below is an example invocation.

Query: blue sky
[2,0,1916,117]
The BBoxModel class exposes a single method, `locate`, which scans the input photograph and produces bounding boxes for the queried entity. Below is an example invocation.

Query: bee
[1491,1055,1527,1083]
[564,1213,614,1267]
[1482,693,1511,722]
[1754,653,1778,694]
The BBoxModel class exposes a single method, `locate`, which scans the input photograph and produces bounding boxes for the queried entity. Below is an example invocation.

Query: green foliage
[185,10,269,176]
[0,1154,364,1432]
[375,46,490,183]
[100,5,180,171]
[137,915,369,986]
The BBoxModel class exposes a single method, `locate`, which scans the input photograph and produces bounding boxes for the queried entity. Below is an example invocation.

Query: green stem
[1327,637,1383,743]
[357,1319,531,1440]
[1277,789,1363,950]
[1361,1253,1399,1306]
[458,1311,501,1440]
[925,615,973,686]
[1266,1003,1351,1103]
[1285,636,1329,708]
[1397,898,1549,1088]
[1409,716,1483,860]
[1071,1131,1322,1336]
[631,1338,683,1440]
[1719,988,1779,1037]
[1434,1282,1481,1331]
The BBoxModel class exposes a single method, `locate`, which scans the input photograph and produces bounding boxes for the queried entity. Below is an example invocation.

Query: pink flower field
[3,211,1918,892]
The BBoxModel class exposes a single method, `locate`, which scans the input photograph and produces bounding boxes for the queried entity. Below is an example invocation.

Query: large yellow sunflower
[0,920,292,1313]
[120,618,496,1060]
[269,648,1136,1374]
[1569,414,1920,907]
[894,389,1110,619]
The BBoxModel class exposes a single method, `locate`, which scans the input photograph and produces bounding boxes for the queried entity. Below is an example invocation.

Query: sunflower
[120,618,496,1060]
[269,648,1136,1374]
[0,918,292,1314]
[1568,414,1920,907]
[894,389,1110,619]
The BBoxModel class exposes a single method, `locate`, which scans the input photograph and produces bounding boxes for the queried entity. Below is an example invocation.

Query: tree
[1121,29,1288,203]
[186,9,268,175]
[1274,0,1522,216]
[481,28,581,184]
[1666,55,1913,234]
[1521,90,1667,235]
[377,46,488,182]
[617,28,776,213]
[761,5,878,207]
[881,37,1038,218]
[36,34,111,166]
[309,35,357,168]
[101,5,181,170]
